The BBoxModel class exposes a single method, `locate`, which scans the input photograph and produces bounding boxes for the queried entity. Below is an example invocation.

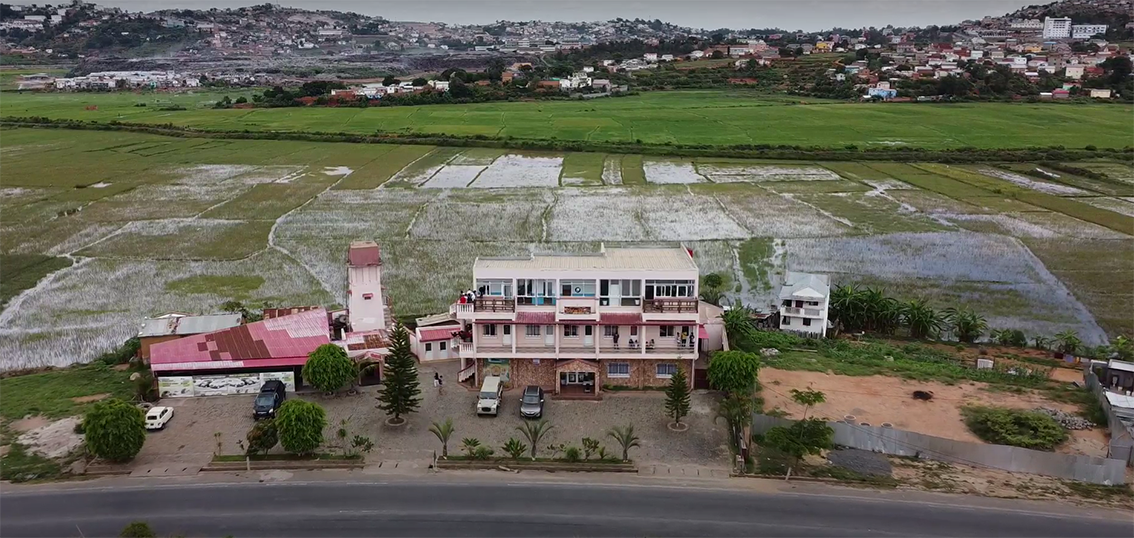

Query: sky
[94,0,1038,31]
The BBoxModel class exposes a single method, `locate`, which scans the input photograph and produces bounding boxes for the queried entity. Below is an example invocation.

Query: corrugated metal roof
[779,271,830,300]
[150,308,329,368]
[138,314,243,337]
[475,247,697,272]
[349,241,382,266]
[419,327,459,342]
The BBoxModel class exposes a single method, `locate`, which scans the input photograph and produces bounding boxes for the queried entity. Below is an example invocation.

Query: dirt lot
[133,360,730,469]
[759,369,1108,457]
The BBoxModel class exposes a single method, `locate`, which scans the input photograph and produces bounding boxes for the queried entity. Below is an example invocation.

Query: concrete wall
[751,414,1127,485]
[1086,371,1134,465]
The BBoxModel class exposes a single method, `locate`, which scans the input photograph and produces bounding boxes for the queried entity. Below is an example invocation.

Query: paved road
[1,478,1130,537]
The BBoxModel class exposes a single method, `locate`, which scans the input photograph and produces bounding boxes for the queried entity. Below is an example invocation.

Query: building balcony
[641,298,698,321]
[598,341,697,357]
[457,341,476,359]
[781,306,824,319]
[557,297,600,322]
[451,297,516,321]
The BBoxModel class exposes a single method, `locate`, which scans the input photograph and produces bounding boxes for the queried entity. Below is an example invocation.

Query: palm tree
[428,418,455,458]
[1033,335,1052,351]
[829,284,863,331]
[607,424,641,462]
[719,302,756,343]
[516,419,553,460]
[860,287,893,332]
[943,307,987,343]
[901,299,942,339]
[1054,330,1082,356]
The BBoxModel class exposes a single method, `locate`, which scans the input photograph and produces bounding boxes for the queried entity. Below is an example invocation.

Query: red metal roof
[348,241,381,266]
[263,306,321,319]
[599,312,642,325]
[516,311,556,324]
[419,327,459,342]
[150,308,330,372]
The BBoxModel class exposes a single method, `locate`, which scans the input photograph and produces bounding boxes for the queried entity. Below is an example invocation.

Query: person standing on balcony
[613,328,620,349]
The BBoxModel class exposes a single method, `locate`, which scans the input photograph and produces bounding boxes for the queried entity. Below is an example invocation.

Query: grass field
[2,89,1131,149]
[1,127,1131,370]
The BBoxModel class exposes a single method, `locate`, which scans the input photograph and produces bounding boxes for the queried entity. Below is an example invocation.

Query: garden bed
[203,453,364,471]
[434,457,636,473]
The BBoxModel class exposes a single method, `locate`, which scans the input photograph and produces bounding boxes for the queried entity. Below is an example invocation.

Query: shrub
[119,521,157,537]
[502,437,527,459]
[473,445,494,460]
[961,405,1068,450]
[302,344,355,393]
[84,398,146,463]
[564,446,582,462]
[245,419,279,456]
[461,437,482,457]
[274,400,326,455]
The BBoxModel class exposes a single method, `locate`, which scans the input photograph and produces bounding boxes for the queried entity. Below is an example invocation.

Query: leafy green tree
[84,398,146,463]
[788,389,825,419]
[516,419,553,460]
[502,437,528,459]
[119,521,156,538]
[245,419,279,456]
[302,344,355,394]
[429,418,455,458]
[707,350,760,396]
[664,366,691,427]
[607,424,641,462]
[1111,336,1133,360]
[763,418,834,480]
[275,399,326,455]
[1033,335,1052,351]
[412,77,428,86]
[382,75,399,86]
[944,307,987,343]
[715,394,754,453]
[702,273,724,291]
[376,323,422,424]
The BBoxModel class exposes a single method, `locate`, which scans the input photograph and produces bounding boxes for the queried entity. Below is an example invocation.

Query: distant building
[1071,24,1108,39]
[1042,17,1072,40]
[777,271,830,337]
[1089,88,1112,99]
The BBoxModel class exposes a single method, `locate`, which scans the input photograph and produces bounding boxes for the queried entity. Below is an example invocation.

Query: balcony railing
[458,362,476,382]
[643,298,698,314]
[474,297,515,313]
[782,306,823,318]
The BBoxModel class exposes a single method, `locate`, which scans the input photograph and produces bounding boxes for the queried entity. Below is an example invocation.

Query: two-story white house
[451,245,711,398]
[777,271,830,337]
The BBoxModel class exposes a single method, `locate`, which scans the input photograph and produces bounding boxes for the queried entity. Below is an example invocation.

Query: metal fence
[1085,370,1134,465]
[751,414,1127,485]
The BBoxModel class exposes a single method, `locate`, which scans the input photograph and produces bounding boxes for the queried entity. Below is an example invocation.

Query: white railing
[458,342,475,357]
[804,308,822,317]
[458,363,476,382]
[452,303,474,316]
[782,307,802,315]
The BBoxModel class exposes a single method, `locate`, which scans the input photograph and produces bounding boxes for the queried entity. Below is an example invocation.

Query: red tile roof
[419,327,459,342]
[516,311,556,324]
[150,308,330,372]
[348,241,381,266]
[599,312,643,325]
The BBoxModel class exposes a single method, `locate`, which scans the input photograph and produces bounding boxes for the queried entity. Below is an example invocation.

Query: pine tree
[376,322,422,425]
[664,366,691,428]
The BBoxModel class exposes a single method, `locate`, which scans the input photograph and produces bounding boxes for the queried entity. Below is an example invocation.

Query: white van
[477,375,503,416]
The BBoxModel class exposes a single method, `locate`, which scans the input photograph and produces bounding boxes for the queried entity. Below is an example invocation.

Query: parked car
[476,376,503,416]
[519,385,545,418]
[253,379,287,420]
[144,406,174,430]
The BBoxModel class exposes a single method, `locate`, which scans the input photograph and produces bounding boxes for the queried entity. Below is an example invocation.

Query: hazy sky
[95,0,1036,31]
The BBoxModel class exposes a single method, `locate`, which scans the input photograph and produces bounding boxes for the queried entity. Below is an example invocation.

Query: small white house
[777,271,830,337]
[1089,88,1112,99]
[410,312,461,362]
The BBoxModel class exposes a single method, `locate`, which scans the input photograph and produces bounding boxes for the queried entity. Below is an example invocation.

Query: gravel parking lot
[133,361,730,468]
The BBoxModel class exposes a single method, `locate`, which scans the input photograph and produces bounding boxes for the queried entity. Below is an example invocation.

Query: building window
[803,318,812,326]
[607,362,630,378]
[439,341,447,351]
[645,279,695,299]
[656,363,677,378]
[603,326,618,337]
[525,325,541,337]
[425,343,432,352]
[483,324,497,336]
[782,317,791,326]
[563,325,579,337]
[560,280,596,297]
[630,326,638,336]
[659,325,676,338]
[362,293,374,300]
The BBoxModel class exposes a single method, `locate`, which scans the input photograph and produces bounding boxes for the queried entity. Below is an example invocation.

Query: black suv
[253,379,286,420]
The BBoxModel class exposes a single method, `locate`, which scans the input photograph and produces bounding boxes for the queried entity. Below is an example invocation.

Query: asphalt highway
[2,478,1131,537]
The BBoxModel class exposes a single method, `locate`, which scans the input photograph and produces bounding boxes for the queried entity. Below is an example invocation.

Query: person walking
[437,373,444,395]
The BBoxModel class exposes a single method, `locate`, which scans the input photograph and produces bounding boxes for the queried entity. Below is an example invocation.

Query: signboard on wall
[484,358,511,384]
[158,371,296,397]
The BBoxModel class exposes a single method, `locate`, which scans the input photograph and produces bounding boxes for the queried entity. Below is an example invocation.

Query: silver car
[519,385,544,419]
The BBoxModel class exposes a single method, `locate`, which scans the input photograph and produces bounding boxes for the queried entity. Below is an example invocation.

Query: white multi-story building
[777,271,830,337]
[449,246,723,397]
[347,241,388,332]
[1010,19,1043,30]
[1043,17,1073,40]
[1071,24,1108,39]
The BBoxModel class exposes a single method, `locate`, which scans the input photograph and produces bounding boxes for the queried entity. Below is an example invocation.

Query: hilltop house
[777,271,830,337]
